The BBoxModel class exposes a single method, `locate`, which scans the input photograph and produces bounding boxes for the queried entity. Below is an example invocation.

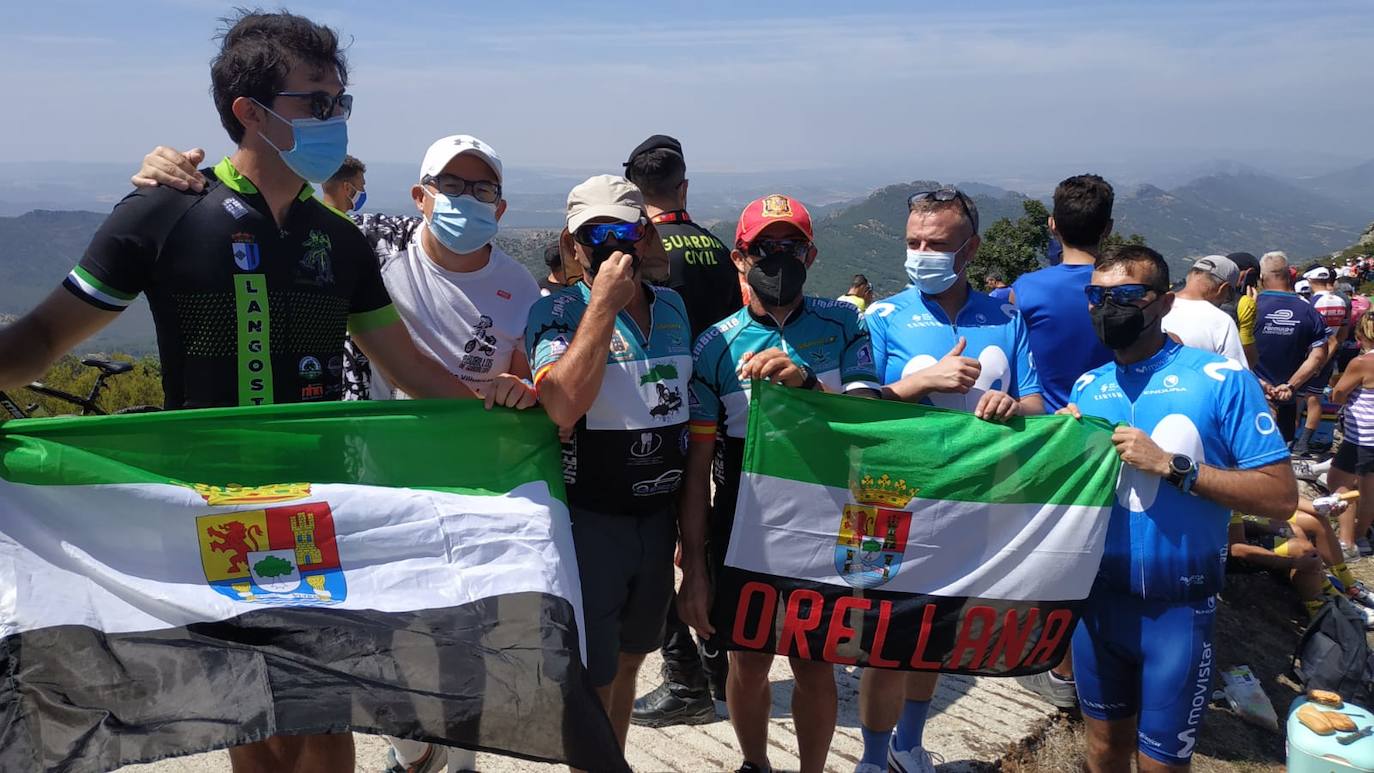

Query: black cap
[1226,252,1259,271]
[624,134,683,168]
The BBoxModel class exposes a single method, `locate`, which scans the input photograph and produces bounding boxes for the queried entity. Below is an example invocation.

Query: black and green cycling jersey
[64,157,397,409]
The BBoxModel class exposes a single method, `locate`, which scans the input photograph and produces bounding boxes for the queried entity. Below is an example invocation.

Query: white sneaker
[1343,542,1363,564]
[888,743,942,773]
[1349,581,1374,609]
[854,764,886,773]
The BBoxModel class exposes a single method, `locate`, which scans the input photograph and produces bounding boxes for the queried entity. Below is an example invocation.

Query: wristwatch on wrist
[1165,453,1199,494]
[799,366,819,391]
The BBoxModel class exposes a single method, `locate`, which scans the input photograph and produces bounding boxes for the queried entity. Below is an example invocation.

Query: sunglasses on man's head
[273,90,353,121]
[575,219,648,247]
[1084,283,1161,306]
[908,188,978,231]
[746,239,810,260]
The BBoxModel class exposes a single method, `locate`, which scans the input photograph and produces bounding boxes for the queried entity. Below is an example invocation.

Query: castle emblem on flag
[835,473,915,589]
[196,501,346,605]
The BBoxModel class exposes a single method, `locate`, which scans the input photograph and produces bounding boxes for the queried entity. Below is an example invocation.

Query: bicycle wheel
[114,405,162,414]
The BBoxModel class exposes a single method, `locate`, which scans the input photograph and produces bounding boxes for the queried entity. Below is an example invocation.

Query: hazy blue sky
[3,0,1372,178]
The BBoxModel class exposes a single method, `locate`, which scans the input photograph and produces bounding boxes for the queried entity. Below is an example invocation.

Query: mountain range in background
[0,158,1369,351]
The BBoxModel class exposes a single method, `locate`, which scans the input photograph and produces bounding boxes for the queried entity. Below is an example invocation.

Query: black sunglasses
[746,239,810,260]
[908,188,979,231]
[273,90,353,121]
[422,174,502,205]
[1084,283,1163,306]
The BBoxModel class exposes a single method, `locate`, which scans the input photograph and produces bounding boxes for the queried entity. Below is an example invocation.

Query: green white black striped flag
[715,380,1121,674]
[0,401,627,772]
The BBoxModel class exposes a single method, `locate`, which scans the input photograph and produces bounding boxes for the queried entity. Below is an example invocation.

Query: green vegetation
[17,354,163,416]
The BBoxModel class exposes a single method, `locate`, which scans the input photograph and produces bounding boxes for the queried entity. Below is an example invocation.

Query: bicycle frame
[0,374,113,419]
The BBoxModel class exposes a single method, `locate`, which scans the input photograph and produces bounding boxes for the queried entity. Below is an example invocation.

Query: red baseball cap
[735,194,814,248]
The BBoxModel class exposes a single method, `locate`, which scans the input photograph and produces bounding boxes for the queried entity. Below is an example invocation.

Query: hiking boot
[1360,537,1373,556]
[1015,670,1079,709]
[630,679,716,727]
[854,763,885,773]
[1356,603,1374,630]
[736,762,772,773]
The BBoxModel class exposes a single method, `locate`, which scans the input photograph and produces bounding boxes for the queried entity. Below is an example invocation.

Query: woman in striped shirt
[1330,309,1374,560]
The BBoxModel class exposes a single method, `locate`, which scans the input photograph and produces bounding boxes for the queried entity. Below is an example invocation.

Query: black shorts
[1275,402,1298,444]
[570,505,676,686]
[1334,440,1374,476]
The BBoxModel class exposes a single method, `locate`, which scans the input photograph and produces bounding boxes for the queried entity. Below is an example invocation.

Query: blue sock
[860,725,891,768]
[892,699,932,752]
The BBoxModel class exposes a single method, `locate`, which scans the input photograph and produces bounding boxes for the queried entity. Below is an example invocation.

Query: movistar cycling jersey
[1069,339,1289,601]
[527,281,692,515]
[690,297,881,517]
[64,158,396,409]
[866,286,1040,410]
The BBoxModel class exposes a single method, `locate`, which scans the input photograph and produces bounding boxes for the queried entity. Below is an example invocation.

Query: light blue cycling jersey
[865,286,1040,410]
[689,298,881,518]
[527,281,693,515]
[1069,339,1289,601]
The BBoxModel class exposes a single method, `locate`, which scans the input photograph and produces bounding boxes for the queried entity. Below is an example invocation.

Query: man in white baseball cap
[1162,255,1246,362]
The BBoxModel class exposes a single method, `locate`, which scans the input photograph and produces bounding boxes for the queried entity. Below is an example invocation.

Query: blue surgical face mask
[254,99,349,183]
[425,190,499,254]
[905,237,970,295]
[350,187,367,212]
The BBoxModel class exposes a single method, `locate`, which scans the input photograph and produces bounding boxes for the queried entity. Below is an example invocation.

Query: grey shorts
[571,505,677,686]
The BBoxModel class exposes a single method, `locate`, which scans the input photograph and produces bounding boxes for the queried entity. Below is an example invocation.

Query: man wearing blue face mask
[858,187,1043,773]
[0,11,535,773]
[322,155,367,214]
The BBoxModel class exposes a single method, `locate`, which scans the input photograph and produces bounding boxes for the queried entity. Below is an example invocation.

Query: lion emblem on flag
[835,474,915,589]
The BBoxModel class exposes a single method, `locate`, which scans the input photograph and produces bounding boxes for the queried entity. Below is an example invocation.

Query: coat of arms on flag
[836,473,915,588]
[197,501,345,605]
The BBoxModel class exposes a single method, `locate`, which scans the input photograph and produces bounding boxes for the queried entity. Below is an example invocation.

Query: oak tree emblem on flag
[836,474,915,589]
[196,500,346,605]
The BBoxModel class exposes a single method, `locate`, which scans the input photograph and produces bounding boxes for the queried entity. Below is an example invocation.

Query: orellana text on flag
[0,400,628,773]
[712,380,1121,675]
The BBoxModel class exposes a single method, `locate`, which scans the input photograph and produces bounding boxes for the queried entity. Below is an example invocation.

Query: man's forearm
[0,316,58,390]
[389,354,475,399]
[1287,347,1329,389]
[1228,543,1296,572]
[538,303,617,426]
[1193,463,1297,521]
[678,453,713,568]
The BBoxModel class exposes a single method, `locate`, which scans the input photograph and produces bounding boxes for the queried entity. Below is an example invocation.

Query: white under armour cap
[419,135,503,184]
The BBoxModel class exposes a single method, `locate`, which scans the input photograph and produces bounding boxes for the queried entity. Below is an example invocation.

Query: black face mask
[747,254,807,307]
[1090,297,1156,350]
[587,242,639,277]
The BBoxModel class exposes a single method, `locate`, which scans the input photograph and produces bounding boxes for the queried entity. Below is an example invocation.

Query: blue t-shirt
[866,286,1039,411]
[1253,290,1329,393]
[989,286,1012,302]
[527,281,693,515]
[1070,340,1289,602]
[1012,264,1113,412]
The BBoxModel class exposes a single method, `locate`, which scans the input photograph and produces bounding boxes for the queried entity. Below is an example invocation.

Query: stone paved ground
[121,649,1057,773]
